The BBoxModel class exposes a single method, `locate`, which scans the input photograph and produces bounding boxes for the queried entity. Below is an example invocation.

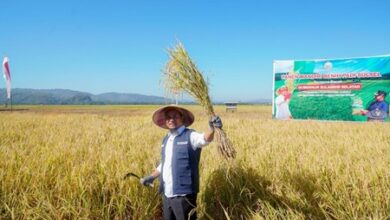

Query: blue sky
[1,0,389,102]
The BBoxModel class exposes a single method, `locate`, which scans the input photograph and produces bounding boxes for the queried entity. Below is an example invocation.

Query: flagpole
[2,56,12,111]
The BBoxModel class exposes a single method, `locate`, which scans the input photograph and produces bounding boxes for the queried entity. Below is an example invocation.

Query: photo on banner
[273,55,390,122]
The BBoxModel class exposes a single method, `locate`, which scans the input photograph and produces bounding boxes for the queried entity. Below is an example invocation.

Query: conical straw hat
[152,105,194,129]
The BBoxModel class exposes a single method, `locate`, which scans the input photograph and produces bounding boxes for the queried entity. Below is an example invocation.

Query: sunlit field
[1,105,389,219]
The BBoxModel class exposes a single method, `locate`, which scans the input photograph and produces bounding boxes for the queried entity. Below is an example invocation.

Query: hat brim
[152,106,195,129]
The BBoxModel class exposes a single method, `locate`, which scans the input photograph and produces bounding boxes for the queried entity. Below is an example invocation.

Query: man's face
[376,94,384,102]
[279,88,288,95]
[165,110,184,129]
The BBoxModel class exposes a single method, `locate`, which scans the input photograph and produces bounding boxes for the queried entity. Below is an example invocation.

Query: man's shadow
[201,165,329,219]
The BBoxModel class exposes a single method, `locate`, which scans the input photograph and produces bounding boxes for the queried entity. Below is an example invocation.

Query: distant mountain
[214,98,272,104]
[245,98,272,104]
[92,92,168,104]
[0,88,172,104]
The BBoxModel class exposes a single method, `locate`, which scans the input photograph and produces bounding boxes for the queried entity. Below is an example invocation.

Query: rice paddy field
[0,105,389,219]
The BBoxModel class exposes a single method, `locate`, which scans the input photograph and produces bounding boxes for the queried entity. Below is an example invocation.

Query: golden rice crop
[0,105,389,219]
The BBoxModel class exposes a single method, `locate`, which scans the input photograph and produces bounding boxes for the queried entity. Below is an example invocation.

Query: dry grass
[164,42,236,159]
[0,105,390,219]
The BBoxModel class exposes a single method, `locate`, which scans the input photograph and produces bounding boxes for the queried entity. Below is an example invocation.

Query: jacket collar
[168,125,186,137]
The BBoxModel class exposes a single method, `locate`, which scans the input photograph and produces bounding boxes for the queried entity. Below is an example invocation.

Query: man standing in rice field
[140,105,222,220]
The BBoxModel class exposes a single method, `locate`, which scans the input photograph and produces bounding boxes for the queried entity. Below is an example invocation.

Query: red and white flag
[2,57,11,99]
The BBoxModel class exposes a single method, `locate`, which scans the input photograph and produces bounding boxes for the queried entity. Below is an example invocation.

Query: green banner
[273,55,390,121]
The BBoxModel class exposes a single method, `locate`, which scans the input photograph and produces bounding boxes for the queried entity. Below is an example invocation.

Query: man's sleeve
[190,131,210,149]
[384,102,389,114]
[275,95,284,105]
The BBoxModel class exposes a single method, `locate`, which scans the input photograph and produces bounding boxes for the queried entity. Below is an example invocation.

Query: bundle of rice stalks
[285,71,296,92]
[163,42,236,159]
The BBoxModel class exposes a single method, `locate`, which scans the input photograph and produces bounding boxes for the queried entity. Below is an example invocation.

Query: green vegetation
[289,96,353,121]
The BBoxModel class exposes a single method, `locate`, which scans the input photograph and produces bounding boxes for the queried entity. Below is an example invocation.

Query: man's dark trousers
[162,194,197,220]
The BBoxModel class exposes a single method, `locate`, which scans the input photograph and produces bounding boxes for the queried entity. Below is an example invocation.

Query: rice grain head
[163,41,236,159]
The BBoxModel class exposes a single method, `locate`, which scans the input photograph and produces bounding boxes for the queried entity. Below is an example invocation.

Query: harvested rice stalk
[163,42,236,159]
[285,71,296,92]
